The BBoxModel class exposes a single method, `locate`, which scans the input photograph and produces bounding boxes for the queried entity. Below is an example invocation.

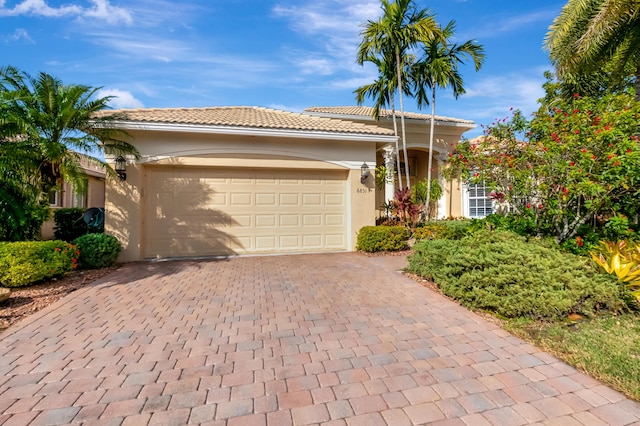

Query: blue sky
[1,0,567,138]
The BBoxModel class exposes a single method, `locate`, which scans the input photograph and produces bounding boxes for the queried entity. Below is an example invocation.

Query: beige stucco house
[105,106,476,262]
[41,156,106,239]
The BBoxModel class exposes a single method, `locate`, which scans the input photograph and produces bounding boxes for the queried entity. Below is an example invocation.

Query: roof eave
[112,121,397,143]
[305,111,476,130]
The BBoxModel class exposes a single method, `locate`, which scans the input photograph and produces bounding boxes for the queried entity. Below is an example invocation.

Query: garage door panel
[143,167,348,258]
[303,194,322,205]
[303,215,322,226]
[255,215,276,227]
[280,215,299,227]
[256,193,276,205]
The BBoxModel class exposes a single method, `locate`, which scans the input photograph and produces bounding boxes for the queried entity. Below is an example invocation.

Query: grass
[504,314,640,401]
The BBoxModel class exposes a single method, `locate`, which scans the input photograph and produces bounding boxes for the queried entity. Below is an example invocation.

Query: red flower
[576,236,584,247]
[54,247,60,252]
[627,149,633,154]
[604,125,611,131]
[526,203,531,209]
[569,161,575,167]
[573,93,580,98]
[581,148,587,153]
[574,130,580,134]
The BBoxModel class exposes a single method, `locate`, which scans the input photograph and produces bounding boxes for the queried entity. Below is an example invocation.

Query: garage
[142,166,349,258]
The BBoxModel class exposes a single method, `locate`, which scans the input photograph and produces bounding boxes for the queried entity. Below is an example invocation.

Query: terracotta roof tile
[304,106,475,125]
[100,106,396,136]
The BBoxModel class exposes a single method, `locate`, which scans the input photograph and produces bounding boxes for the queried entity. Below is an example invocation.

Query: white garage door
[143,167,348,258]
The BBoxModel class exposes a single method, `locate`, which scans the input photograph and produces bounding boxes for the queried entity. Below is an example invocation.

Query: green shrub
[356,226,410,252]
[414,220,472,241]
[407,230,629,320]
[54,208,88,242]
[0,240,78,287]
[73,233,122,269]
[469,213,538,237]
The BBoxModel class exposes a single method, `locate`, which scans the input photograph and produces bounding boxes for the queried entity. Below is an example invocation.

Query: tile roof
[304,106,475,125]
[99,106,396,136]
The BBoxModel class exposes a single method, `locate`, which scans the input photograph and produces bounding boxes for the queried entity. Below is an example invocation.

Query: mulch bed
[0,267,119,332]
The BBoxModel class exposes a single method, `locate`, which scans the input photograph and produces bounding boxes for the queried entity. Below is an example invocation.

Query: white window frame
[462,181,494,218]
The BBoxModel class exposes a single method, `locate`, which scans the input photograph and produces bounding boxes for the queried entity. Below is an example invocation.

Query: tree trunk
[425,84,436,220]
[396,49,411,190]
[390,95,403,190]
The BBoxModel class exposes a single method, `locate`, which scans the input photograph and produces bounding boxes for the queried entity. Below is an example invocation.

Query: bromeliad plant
[590,240,640,300]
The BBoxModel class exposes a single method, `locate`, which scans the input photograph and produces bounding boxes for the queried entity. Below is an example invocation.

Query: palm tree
[357,0,438,189]
[0,66,138,195]
[545,0,640,99]
[354,52,413,189]
[0,66,139,240]
[412,20,485,219]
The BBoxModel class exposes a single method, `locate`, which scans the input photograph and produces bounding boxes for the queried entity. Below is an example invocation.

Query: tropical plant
[0,66,139,240]
[391,187,423,226]
[374,165,396,191]
[545,0,640,100]
[412,20,484,217]
[412,178,442,219]
[1,66,138,193]
[591,240,640,299]
[357,0,438,189]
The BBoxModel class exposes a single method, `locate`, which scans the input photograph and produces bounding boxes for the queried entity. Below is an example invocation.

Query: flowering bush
[445,86,640,243]
[0,240,79,287]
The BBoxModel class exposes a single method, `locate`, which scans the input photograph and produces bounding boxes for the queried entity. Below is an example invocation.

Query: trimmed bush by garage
[73,233,122,269]
[356,225,410,252]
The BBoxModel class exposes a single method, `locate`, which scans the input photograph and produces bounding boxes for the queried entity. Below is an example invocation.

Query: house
[41,155,106,239]
[104,106,476,262]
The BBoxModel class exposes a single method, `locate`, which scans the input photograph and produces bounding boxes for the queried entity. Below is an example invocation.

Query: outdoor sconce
[115,155,127,181]
[360,162,370,184]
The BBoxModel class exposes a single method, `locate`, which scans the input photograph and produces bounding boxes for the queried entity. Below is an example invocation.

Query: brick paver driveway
[2,252,640,425]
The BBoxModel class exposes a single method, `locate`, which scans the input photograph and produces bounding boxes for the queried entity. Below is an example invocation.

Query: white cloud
[2,27,33,43]
[463,8,559,40]
[447,70,548,132]
[97,88,144,109]
[273,0,381,77]
[0,0,132,25]
[82,0,132,25]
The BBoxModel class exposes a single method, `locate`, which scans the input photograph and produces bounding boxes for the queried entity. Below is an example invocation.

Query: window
[48,189,60,207]
[71,179,88,208]
[466,182,493,218]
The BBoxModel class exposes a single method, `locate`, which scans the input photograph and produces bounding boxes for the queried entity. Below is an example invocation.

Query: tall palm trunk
[390,95,403,189]
[396,49,411,189]
[425,82,436,219]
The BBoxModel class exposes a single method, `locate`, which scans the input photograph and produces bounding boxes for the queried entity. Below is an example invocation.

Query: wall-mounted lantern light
[115,155,127,181]
[360,162,370,184]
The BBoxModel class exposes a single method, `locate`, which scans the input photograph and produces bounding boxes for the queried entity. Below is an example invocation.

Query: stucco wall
[106,130,379,262]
